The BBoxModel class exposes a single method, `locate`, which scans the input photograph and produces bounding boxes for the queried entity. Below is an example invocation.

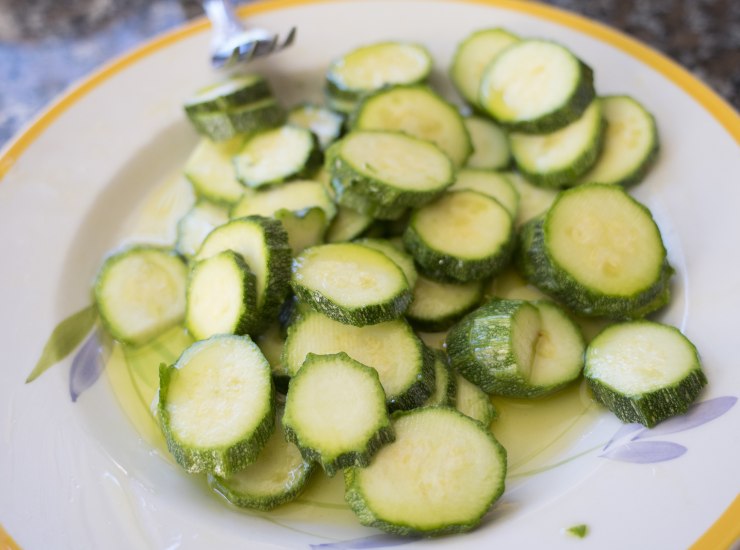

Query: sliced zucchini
[95,246,188,346]
[254,322,290,383]
[275,207,328,255]
[332,184,410,221]
[446,298,585,397]
[325,93,358,116]
[183,137,246,205]
[464,116,511,170]
[352,86,472,167]
[422,352,456,407]
[516,184,673,319]
[207,405,314,511]
[282,310,434,410]
[584,321,706,427]
[454,372,498,426]
[479,39,595,133]
[196,216,292,331]
[328,130,454,209]
[450,27,520,109]
[344,407,507,536]
[404,190,515,282]
[230,179,336,222]
[505,170,558,226]
[449,168,519,216]
[578,95,659,187]
[405,274,484,332]
[184,74,272,115]
[510,99,605,187]
[325,205,374,243]
[185,250,258,340]
[291,243,411,326]
[326,42,432,101]
[233,125,321,189]
[187,98,285,142]
[158,334,275,476]
[288,103,345,150]
[175,201,230,259]
[283,352,394,476]
[355,238,418,289]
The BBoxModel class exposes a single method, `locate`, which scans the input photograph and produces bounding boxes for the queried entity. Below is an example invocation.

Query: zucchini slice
[355,238,418,289]
[175,201,229,259]
[328,130,454,209]
[184,137,246,205]
[185,250,258,340]
[516,184,673,319]
[449,168,519,216]
[95,246,188,347]
[233,125,321,188]
[446,298,585,397]
[453,372,498,426]
[288,103,345,150]
[450,27,520,109]
[405,274,484,332]
[510,99,605,187]
[422,351,456,407]
[196,216,292,331]
[326,42,432,102]
[283,352,394,476]
[352,86,472,167]
[344,407,507,536]
[184,74,272,115]
[585,321,706,427]
[282,310,434,411]
[332,184,410,221]
[231,179,336,222]
[479,39,595,133]
[187,98,285,142]
[404,190,515,282]
[325,205,374,243]
[291,243,412,326]
[207,405,314,511]
[464,116,512,170]
[578,95,659,187]
[158,334,275,477]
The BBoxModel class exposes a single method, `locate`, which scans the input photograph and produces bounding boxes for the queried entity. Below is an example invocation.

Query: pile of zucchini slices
[92,28,706,538]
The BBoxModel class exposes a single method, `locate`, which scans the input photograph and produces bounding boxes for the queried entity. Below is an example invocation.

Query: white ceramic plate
[1,1,739,549]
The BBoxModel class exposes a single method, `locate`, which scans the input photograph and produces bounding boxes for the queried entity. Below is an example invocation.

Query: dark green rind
[453,372,499,426]
[387,343,436,412]
[282,352,395,477]
[580,95,660,189]
[185,250,259,339]
[403,194,516,283]
[446,299,537,397]
[94,245,188,347]
[515,196,673,320]
[512,105,607,188]
[234,127,322,189]
[422,351,456,407]
[158,339,276,477]
[184,75,272,115]
[405,277,485,332]
[186,98,286,142]
[331,181,410,221]
[343,407,507,537]
[326,131,455,209]
[586,369,707,428]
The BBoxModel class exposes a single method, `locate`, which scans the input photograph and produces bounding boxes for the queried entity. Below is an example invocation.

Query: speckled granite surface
[1,0,738,147]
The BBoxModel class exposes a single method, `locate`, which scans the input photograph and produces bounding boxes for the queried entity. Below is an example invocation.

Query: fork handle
[203,0,245,40]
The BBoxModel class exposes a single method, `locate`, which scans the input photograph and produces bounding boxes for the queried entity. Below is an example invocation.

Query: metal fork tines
[203,0,297,68]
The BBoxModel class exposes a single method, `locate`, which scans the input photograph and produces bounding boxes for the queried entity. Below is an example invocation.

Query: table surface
[1,0,738,149]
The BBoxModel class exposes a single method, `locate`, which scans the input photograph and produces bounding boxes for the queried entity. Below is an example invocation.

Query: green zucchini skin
[516,213,673,320]
[183,74,273,115]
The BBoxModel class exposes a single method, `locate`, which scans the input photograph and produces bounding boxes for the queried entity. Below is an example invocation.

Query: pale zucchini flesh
[585,321,706,427]
[183,137,246,205]
[291,243,411,326]
[355,238,419,289]
[175,201,230,259]
[352,86,472,167]
[449,168,519,216]
[422,352,456,407]
[283,352,394,476]
[288,103,345,150]
[454,372,498,426]
[282,310,434,410]
[405,274,484,332]
[95,246,188,347]
[344,407,507,536]
[158,335,275,477]
[464,116,512,170]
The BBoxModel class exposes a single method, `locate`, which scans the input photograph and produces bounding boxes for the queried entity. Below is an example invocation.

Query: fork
[202,0,297,68]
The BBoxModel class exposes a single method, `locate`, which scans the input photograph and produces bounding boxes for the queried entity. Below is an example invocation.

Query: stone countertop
[1,0,738,148]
